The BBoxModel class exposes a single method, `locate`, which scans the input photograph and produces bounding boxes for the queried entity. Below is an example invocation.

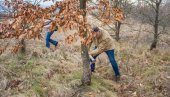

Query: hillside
[0,16,170,97]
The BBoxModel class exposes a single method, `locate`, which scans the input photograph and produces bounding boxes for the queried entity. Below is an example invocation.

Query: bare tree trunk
[80,0,91,85]
[18,38,26,54]
[150,34,158,50]
[114,0,122,41]
[81,44,91,85]
[115,21,121,41]
[150,1,161,50]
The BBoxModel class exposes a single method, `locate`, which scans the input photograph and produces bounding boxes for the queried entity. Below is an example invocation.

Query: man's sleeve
[44,20,52,26]
[44,24,51,32]
[89,38,110,56]
[87,41,93,51]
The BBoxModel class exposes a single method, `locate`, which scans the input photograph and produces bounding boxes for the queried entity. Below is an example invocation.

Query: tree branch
[144,0,156,11]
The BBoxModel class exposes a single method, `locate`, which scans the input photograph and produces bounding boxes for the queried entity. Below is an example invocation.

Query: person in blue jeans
[44,19,58,49]
[45,31,58,48]
[89,27,120,82]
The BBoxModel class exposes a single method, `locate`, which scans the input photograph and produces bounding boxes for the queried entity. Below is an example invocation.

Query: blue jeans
[90,49,120,76]
[45,32,58,48]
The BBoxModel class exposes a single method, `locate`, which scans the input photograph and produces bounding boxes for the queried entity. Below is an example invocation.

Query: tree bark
[80,0,91,85]
[113,0,122,41]
[81,44,91,85]
[150,1,161,50]
[115,21,121,41]
[18,38,26,54]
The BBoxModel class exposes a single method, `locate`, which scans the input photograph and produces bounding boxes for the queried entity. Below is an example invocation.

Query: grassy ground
[0,18,170,97]
[0,41,119,97]
[0,37,169,97]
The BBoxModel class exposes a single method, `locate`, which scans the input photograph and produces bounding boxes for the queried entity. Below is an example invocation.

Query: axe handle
[89,55,95,62]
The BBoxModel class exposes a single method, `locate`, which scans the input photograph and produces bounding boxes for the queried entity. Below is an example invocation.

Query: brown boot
[115,75,120,82]
[55,43,60,50]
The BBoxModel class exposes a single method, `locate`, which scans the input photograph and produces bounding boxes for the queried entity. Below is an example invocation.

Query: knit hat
[92,26,100,32]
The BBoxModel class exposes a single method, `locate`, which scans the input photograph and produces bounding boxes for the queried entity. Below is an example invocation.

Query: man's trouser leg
[49,39,58,47]
[90,55,98,72]
[45,32,55,48]
[105,49,120,76]
[46,32,52,48]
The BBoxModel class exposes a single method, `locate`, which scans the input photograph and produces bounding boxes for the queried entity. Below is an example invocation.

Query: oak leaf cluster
[0,0,124,54]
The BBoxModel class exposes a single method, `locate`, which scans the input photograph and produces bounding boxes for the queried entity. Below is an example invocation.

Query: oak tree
[0,0,124,85]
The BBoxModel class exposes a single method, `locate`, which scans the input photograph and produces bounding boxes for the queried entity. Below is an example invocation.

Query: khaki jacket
[89,30,115,57]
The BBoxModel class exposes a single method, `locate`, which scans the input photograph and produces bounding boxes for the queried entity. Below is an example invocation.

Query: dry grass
[0,17,170,97]
[0,37,169,97]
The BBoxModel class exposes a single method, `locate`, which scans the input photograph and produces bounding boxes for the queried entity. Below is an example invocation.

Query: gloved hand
[54,26,58,31]
[89,55,96,63]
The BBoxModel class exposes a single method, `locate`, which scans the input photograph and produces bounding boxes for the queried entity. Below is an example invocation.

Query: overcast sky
[39,1,55,7]
[40,0,138,7]
[39,0,63,7]
[0,0,62,8]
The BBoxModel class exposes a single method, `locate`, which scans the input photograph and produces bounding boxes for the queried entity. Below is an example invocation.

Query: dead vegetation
[0,17,170,97]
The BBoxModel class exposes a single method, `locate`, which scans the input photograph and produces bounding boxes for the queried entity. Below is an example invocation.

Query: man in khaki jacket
[89,27,120,81]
